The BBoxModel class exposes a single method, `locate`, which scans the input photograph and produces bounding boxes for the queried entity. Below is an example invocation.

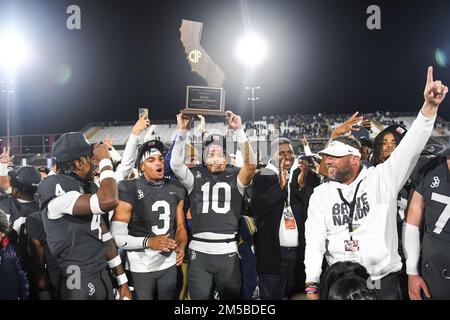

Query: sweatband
[116,273,128,286]
[89,194,103,214]
[107,255,122,269]
[99,170,117,183]
[140,148,162,164]
[0,163,8,176]
[99,159,113,171]
[102,231,112,242]
[402,222,421,275]
[110,221,147,250]
[235,128,248,144]
[109,147,122,163]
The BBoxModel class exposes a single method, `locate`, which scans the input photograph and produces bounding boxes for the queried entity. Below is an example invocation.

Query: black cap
[52,132,93,163]
[8,166,41,187]
[135,140,165,168]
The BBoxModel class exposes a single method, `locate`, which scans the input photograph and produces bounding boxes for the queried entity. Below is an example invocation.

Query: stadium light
[235,32,268,68]
[0,29,30,72]
[0,27,31,150]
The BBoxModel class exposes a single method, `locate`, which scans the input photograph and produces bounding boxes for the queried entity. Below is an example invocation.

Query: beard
[328,162,353,183]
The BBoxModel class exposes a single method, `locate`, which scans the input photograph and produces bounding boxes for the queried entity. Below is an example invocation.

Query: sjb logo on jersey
[431,176,440,189]
[191,250,197,261]
[137,189,144,200]
[195,171,202,179]
[88,283,95,296]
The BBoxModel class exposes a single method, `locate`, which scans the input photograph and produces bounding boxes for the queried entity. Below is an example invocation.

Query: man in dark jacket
[251,138,320,299]
[0,208,30,300]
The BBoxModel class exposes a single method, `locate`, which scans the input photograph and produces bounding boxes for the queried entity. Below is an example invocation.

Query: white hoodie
[305,111,436,282]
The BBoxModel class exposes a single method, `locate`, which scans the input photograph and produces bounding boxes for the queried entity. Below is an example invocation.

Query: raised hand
[0,147,13,165]
[226,111,243,130]
[279,158,289,190]
[297,159,309,188]
[132,115,150,135]
[176,113,190,131]
[424,66,448,107]
[302,134,309,147]
[102,136,114,150]
[197,114,206,133]
[92,143,111,162]
[330,112,363,140]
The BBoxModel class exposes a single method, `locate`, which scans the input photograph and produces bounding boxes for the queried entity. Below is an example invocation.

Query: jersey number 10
[201,182,231,214]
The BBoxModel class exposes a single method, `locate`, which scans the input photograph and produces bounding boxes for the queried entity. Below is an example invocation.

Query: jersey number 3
[201,182,231,214]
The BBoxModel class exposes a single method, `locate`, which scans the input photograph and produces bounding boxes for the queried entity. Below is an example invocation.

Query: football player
[111,140,188,300]
[403,148,450,299]
[37,132,131,300]
[170,111,257,300]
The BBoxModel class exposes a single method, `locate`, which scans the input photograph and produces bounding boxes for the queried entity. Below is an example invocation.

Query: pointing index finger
[427,66,433,84]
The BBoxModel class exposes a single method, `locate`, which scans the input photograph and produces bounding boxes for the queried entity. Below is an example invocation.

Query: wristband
[99,158,113,171]
[235,128,248,144]
[116,273,128,286]
[89,194,103,214]
[99,170,117,183]
[107,255,122,269]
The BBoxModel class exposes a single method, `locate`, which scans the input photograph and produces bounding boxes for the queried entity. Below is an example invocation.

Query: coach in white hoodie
[304,67,448,300]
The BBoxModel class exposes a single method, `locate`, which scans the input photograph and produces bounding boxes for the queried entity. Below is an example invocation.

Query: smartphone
[139,108,149,119]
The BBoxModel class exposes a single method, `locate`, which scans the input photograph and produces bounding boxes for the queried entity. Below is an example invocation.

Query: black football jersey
[188,166,244,235]
[37,174,106,274]
[416,160,450,244]
[118,177,186,240]
[0,194,39,222]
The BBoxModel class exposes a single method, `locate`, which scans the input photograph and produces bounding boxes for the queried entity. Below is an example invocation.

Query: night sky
[0,0,449,136]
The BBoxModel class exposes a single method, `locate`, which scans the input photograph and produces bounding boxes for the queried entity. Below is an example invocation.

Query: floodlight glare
[235,33,267,68]
[0,29,30,71]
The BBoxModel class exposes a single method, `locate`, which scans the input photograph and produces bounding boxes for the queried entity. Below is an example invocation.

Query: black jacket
[251,166,320,274]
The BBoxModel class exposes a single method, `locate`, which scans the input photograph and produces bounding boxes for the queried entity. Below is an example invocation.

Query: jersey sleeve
[118,180,136,206]
[47,191,81,220]
[415,174,427,197]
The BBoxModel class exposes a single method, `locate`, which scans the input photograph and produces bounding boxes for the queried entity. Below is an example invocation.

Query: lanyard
[337,180,363,241]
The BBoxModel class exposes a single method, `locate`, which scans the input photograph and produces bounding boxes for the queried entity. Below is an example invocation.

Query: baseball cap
[8,166,41,187]
[52,132,93,163]
[319,140,361,158]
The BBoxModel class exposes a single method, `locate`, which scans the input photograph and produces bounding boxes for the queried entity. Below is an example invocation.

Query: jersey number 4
[201,182,231,214]
[431,193,450,234]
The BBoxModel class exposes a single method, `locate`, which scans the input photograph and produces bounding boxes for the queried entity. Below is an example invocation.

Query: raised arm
[116,115,150,180]
[170,114,194,194]
[376,67,447,197]
[226,111,257,187]
[72,143,119,214]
